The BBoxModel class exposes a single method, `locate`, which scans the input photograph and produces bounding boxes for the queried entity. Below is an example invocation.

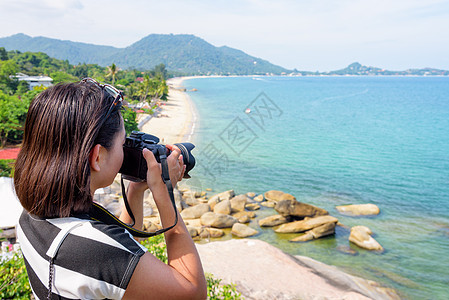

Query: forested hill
[0,33,289,75]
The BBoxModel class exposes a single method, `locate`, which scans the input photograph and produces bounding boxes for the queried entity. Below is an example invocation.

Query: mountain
[0,33,289,75]
[323,62,449,76]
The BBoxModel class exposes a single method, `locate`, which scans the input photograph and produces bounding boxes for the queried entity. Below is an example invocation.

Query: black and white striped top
[17,210,147,300]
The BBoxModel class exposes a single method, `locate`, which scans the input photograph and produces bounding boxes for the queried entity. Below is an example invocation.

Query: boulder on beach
[200,212,238,228]
[231,223,259,238]
[253,194,264,202]
[260,201,276,208]
[233,211,256,219]
[336,204,380,216]
[208,190,235,203]
[245,203,260,211]
[290,222,336,242]
[349,226,383,251]
[247,192,256,198]
[199,227,225,239]
[275,199,328,218]
[264,190,296,202]
[258,215,289,227]
[275,215,338,233]
[230,194,248,212]
[180,203,210,219]
[213,199,232,215]
[186,226,198,237]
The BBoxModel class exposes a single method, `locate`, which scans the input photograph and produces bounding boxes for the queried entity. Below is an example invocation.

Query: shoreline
[140,77,198,145]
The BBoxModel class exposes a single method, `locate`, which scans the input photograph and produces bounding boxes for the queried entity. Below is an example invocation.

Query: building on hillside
[12,73,53,89]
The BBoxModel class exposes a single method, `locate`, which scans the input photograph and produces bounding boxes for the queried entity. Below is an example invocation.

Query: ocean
[182,76,449,299]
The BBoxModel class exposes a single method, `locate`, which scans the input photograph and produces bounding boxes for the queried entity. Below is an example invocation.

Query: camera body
[119,131,195,182]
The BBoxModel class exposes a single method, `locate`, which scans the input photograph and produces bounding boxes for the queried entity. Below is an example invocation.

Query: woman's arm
[119,182,147,230]
[123,146,207,300]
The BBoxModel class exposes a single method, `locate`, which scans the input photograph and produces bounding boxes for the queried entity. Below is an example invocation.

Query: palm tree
[106,63,118,85]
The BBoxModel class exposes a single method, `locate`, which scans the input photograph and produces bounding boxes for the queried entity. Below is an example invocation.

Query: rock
[184,218,202,227]
[206,188,213,191]
[186,226,198,237]
[208,198,219,210]
[260,201,276,208]
[180,203,210,219]
[349,226,383,251]
[184,194,199,206]
[196,239,401,300]
[200,212,238,228]
[275,215,338,233]
[290,232,314,242]
[213,199,232,215]
[258,215,289,227]
[143,220,161,233]
[336,204,380,216]
[208,190,235,203]
[232,211,256,219]
[231,223,259,238]
[230,194,248,212]
[264,190,296,202]
[236,215,251,224]
[311,222,336,238]
[275,199,328,218]
[199,227,225,239]
[253,194,264,202]
[336,245,358,256]
[197,197,209,203]
[245,203,260,211]
[247,192,256,198]
[290,222,336,242]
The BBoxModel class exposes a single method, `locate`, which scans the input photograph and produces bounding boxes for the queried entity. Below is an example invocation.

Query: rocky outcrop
[180,203,210,219]
[275,215,338,233]
[213,199,232,215]
[349,226,383,251]
[264,190,296,202]
[200,212,238,228]
[258,215,289,227]
[199,227,225,239]
[275,199,328,218]
[197,239,400,300]
[336,204,380,216]
[290,222,336,242]
[231,223,259,238]
[230,194,248,212]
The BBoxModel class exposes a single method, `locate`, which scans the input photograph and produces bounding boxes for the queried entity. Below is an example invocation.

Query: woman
[14,79,207,299]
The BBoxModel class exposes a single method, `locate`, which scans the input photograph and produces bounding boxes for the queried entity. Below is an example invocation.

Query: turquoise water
[183,76,449,299]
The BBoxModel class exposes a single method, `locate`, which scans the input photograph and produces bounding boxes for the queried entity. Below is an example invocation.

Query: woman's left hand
[165,144,186,185]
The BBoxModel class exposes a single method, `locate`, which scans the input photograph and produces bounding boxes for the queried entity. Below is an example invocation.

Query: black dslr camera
[119,131,196,182]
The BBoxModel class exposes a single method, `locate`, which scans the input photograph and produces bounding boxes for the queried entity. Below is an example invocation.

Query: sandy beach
[140,77,197,144]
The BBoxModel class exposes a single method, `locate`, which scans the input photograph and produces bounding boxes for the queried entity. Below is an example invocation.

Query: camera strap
[89,147,178,238]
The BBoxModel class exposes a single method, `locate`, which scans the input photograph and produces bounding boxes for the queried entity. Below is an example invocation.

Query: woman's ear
[89,144,102,172]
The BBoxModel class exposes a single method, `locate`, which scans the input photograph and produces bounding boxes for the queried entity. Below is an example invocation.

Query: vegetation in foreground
[1,235,242,299]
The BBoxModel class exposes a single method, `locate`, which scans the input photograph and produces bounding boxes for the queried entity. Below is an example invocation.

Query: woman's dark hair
[14,81,123,218]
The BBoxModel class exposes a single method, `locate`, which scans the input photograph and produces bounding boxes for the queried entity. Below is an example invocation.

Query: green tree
[106,63,118,85]
[0,47,8,61]
[0,90,32,147]
[50,71,78,84]
[122,107,139,135]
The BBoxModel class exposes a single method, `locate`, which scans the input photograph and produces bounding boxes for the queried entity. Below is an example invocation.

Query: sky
[0,0,449,71]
